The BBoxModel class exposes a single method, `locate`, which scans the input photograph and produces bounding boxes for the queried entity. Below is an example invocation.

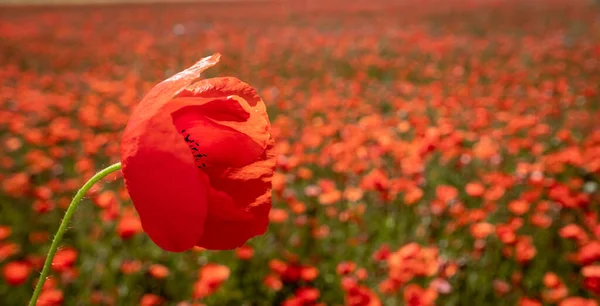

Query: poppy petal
[198,137,275,249]
[176,78,275,249]
[123,53,221,133]
[179,77,271,149]
[120,54,220,252]
[170,97,266,168]
[121,106,208,252]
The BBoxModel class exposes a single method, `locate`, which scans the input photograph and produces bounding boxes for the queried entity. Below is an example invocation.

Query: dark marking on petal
[179,129,209,169]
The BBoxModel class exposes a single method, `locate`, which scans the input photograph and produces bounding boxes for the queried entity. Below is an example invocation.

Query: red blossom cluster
[1,0,600,304]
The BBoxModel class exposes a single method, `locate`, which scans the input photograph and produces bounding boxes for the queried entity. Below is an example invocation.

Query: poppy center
[180,128,208,168]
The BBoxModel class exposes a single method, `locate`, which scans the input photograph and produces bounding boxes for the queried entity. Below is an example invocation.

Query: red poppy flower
[193,263,230,299]
[2,261,31,286]
[120,54,275,252]
[37,289,64,306]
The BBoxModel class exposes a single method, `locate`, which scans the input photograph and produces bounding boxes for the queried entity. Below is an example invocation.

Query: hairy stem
[29,162,123,306]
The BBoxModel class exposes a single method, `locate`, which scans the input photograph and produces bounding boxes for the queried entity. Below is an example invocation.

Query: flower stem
[29,162,122,306]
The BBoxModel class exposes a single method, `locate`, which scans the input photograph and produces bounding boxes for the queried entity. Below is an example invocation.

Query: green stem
[29,162,122,306]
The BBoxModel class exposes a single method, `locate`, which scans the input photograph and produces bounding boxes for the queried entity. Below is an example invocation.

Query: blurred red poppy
[149,264,170,279]
[120,54,275,252]
[51,247,78,273]
[193,263,230,299]
[559,297,598,306]
[582,265,600,295]
[140,294,163,306]
[0,226,11,241]
[37,289,63,306]
[2,261,31,286]
[235,245,254,260]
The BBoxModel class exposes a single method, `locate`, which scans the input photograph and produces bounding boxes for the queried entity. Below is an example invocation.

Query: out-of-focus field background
[0,0,238,4]
[1,0,600,305]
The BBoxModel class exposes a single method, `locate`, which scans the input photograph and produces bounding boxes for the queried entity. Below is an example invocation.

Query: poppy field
[1,0,600,305]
